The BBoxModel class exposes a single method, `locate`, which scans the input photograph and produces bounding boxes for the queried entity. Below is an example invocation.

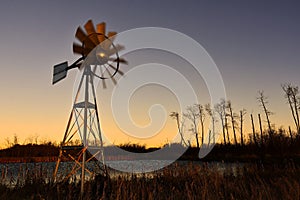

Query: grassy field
[0,161,299,200]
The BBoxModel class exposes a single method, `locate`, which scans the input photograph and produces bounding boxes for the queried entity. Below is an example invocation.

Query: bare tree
[239,109,246,146]
[13,134,19,145]
[289,126,293,142]
[170,112,188,147]
[257,91,273,138]
[250,114,258,146]
[258,113,264,145]
[221,99,231,145]
[184,105,200,148]
[227,101,238,145]
[34,134,39,144]
[196,104,205,146]
[282,83,300,134]
[205,103,216,145]
[4,137,11,148]
[215,100,227,145]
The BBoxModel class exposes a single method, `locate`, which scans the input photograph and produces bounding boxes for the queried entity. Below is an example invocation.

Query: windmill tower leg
[80,66,89,199]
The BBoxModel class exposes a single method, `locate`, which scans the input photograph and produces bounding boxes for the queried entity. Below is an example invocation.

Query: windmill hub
[96,50,109,65]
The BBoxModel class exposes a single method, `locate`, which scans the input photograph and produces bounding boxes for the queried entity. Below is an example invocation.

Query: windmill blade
[107,63,124,75]
[99,65,107,89]
[75,26,87,43]
[75,26,95,50]
[104,32,117,49]
[109,57,128,64]
[107,45,125,56]
[118,58,128,64]
[84,20,99,45]
[96,22,106,43]
[108,32,117,41]
[73,43,92,56]
[104,65,117,85]
[99,39,111,50]
[108,32,117,39]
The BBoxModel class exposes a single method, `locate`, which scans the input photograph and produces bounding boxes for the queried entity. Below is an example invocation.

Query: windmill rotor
[53,19,127,87]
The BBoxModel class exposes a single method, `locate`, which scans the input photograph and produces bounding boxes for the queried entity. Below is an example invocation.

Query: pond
[0,160,244,186]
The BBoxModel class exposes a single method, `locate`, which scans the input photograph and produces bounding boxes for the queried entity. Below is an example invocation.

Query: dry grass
[0,162,299,200]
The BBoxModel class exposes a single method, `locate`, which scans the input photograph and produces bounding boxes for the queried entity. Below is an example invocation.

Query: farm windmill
[52,19,126,197]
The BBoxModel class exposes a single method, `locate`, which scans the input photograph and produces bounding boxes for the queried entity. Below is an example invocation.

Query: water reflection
[0,161,244,186]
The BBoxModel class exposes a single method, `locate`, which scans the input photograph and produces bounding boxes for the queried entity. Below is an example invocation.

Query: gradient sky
[0,0,300,147]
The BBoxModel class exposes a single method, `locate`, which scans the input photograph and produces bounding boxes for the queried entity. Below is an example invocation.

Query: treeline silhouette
[0,143,59,158]
[0,129,299,163]
[170,84,300,148]
[169,83,300,162]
